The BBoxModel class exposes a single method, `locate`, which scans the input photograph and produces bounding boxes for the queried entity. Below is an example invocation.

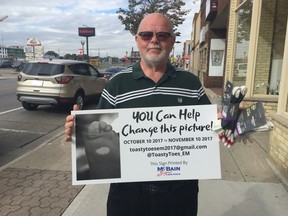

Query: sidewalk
[0,133,84,216]
[0,68,18,79]
[0,88,288,216]
[1,131,288,216]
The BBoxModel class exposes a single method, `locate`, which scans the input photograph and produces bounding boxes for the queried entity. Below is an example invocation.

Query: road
[0,68,98,167]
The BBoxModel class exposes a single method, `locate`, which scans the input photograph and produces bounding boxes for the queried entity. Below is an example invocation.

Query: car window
[239,64,247,70]
[22,63,64,76]
[89,65,100,76]
[69,64,91,76]
[68,64,79,74]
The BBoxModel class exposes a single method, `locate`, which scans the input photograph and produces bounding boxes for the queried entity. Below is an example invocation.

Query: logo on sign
[78,27,95,37]
[156,166,181,176]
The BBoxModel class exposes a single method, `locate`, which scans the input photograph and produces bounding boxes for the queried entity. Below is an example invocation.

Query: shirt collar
[132,61,177,80]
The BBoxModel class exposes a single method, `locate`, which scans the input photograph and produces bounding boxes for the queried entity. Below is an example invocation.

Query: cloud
[1,0,199,58]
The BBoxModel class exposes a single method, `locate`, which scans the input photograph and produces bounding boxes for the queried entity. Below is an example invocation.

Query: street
[0,68,98,166]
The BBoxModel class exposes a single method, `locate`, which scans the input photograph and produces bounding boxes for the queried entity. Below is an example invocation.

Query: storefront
[225,0,288,186]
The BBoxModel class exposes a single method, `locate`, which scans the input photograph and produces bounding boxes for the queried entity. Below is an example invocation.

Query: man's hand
[64,104,78,142]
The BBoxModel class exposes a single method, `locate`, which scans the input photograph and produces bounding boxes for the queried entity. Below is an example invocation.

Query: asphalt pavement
[0,69,288,216]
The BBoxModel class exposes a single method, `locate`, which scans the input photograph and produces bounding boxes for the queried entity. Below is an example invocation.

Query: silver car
[16,59,107,110]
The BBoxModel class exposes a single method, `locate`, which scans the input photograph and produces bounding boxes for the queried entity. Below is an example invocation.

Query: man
[65,13,211,216]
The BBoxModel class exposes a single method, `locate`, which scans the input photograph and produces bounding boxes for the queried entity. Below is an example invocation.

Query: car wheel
[74,92,85,110]
[22,102,38,111]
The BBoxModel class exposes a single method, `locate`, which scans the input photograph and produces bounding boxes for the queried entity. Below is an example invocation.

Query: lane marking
[0,107,45,134]
[0,107,23,115]
[0,128,46,135]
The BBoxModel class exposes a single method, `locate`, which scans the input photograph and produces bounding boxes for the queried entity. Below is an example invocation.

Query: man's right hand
[64,104,78,142]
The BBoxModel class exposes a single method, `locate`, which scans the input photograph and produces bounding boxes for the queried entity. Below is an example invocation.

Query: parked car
[16,59,108,110]
[0,61,13,68]
[101,66,126,80]
[234,63,247,77]
[12,61,26,71]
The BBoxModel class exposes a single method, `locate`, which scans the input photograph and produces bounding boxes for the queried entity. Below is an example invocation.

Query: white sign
[71,105,221,185]
[27,37,41,46]
[209,38,226,76]
[34,46,44,52]
[24,46,33,53]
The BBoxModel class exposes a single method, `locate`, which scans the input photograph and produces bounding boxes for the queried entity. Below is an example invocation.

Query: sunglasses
[138,31,172,41]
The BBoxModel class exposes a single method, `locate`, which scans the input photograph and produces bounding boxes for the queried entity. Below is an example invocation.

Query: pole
[0,16,8,48]
[86,36,89,62]
[82,44,84,56]
[80,40,85,60]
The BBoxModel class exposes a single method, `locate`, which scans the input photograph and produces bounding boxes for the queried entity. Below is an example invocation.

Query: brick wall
[269,0,288,187]
[241,100,278,120]
[217,0,229,13]
[217,0,288,187]
[269,112,288,186]
[224,0,237,82]
[253,0,276,94]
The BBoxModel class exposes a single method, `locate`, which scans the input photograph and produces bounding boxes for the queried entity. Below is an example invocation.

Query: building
[225,0,288,187]
[190,12,201,76]
[183,40,191,70]
[0,46,25,60]
[194,0,229,88]
[129,47,141,63]
[0,47,8,59]
[7,46,25,60]
[190,0,288,188]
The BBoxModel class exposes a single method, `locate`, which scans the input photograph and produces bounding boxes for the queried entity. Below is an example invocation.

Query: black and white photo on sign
[75,112,121,181]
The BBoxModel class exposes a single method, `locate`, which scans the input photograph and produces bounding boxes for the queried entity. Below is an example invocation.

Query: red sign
[78,27,95,37]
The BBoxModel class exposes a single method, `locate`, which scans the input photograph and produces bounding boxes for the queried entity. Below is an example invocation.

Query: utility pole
[0,15,8,48]
[81,40,85,60]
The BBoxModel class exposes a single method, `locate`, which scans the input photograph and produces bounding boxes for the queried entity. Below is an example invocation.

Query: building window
[237,0,246,7]
[286,94,288,113]
[253,0,287,95]
[233,0,253,86]
[278,16,288,118]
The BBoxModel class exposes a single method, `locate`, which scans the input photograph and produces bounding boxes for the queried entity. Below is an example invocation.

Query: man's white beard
[141,51,169,66]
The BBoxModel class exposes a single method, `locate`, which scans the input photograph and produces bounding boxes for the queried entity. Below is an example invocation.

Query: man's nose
[150,33,159,42]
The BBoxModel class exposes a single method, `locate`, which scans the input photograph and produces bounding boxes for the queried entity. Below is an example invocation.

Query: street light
[0,15,8,48]
[80,40,85,60]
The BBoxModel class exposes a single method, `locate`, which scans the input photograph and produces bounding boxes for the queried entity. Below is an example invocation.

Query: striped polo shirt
[97,62,211,109]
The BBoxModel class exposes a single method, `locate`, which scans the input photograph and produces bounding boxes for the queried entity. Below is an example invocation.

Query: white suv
[16,59,107,110]
[235,63,247,77]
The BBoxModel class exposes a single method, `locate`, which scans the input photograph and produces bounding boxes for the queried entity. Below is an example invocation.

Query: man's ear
[171,36,176,46]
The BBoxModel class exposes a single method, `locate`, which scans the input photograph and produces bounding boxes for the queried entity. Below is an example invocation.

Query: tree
[117,0,190,36]
[236,1,253,44]
[64,53,73,59]
[44,51,59,59]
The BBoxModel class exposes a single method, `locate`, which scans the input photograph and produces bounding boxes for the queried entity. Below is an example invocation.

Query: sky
[0,0,200,58]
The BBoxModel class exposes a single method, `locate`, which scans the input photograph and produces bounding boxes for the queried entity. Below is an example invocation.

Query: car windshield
[22,63,64,76]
